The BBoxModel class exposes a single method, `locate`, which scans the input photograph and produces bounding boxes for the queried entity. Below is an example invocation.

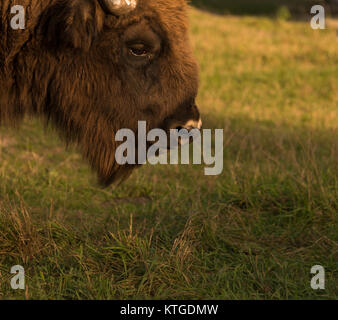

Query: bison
[0,0,201,186]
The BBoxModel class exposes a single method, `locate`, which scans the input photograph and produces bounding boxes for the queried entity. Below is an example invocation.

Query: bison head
[4,0,201,186]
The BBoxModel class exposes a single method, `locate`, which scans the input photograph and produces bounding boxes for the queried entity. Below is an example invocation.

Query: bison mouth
[157,106,202,149]
[172,120,203,147]
[174,118,203,134]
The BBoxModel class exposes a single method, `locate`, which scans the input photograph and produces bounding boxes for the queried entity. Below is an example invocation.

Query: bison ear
[42,0,104,51]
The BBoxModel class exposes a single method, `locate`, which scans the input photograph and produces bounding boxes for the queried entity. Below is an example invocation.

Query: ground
[0,7,337,299]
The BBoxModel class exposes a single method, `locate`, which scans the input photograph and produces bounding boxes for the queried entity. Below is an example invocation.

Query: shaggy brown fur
[0,0,200,186]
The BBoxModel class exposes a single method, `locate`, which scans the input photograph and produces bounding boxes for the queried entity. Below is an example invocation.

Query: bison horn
[98,0,138,16]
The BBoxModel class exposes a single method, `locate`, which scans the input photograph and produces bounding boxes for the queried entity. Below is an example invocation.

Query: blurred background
[191,0,338,16]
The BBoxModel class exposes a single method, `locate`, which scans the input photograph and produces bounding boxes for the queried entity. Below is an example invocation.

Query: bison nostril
[176,125,199,132]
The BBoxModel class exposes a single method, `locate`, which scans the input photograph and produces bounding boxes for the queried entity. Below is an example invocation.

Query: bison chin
[93,104,202,188]
[98,163,138,188]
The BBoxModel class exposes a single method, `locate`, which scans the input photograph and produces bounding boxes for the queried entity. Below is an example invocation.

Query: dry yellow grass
[190,8,338,129]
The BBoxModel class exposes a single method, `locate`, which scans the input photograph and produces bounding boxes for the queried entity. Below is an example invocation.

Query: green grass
[0,9,337,299]
[190,0,330,16]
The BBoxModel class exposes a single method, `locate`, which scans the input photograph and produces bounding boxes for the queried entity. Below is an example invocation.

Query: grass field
[190,0,335,16]
[0,7,337,299]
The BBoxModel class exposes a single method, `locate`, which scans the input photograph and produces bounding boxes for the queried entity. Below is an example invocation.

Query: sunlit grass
[0,8,337,299]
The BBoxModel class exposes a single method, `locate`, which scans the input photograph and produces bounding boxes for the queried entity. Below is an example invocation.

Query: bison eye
[128,44,149,57]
